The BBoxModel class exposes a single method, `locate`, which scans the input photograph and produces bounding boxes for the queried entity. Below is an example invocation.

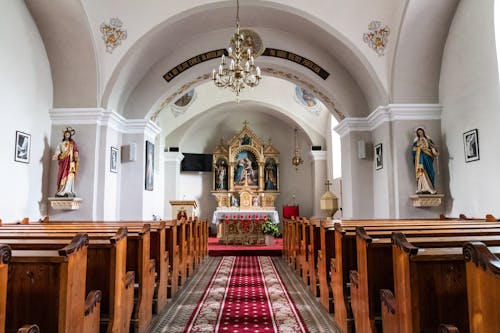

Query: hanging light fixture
[212,0,262,103]
[292,128,303,170]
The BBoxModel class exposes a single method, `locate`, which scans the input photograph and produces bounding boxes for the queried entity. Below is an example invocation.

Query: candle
[219,64,223,75]
[221,54,225,65]
[245,61,250,71]
[228,47,232,56]
[256,67,261,77]
[212,69,216,80]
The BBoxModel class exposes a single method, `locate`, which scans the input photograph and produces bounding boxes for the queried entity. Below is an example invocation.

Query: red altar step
[208,237,283,256]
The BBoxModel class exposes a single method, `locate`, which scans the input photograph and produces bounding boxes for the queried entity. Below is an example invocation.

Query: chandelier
[292,128,303,170]
[212,0,262,103]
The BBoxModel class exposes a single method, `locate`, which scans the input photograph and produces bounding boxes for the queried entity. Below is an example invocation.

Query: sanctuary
[211,122,280,243]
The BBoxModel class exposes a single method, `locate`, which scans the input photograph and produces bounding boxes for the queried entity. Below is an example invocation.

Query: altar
[210,122,281,244]
[212,209,280,225]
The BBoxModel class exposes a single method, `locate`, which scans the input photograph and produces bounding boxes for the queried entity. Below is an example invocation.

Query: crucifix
[325,179,332,192]
[243,120,249,127]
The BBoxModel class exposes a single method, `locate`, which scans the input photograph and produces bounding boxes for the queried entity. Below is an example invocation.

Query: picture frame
[375,143,383,170]
[463,129,479,162]
[110,146,118,173]
[15,131,31,163]
[145,141,154,191]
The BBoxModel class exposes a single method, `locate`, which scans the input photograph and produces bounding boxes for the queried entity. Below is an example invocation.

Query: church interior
[1,0,500,332]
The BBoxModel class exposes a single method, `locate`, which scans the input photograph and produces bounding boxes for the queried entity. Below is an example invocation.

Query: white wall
[0,1,52,222]
[440,0,500,218]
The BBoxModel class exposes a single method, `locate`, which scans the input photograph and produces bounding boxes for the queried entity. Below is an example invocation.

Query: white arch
[100,1,387,117]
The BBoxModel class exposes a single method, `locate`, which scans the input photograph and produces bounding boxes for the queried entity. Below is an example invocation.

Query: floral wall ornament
[363,20,390,56]
[100,18,127,53]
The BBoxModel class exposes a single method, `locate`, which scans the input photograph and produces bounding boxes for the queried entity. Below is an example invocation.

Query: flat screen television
[181,153,213,172]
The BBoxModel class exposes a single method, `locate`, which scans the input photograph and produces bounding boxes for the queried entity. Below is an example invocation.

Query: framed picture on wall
[15,131,31,163]
[145,141,154,191]
[463,129,479,162]
[375,143,383,170]
[110,146,118,173]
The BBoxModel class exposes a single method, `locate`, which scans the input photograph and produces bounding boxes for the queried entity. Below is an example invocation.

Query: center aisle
[150,256,338,333]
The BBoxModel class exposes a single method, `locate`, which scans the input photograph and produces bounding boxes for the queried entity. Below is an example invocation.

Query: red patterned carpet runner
[184,256,309,332]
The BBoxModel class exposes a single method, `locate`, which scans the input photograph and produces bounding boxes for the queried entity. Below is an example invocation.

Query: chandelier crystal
[212,0,262,103]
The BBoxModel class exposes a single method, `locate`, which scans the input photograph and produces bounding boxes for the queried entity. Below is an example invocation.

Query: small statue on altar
[231,195,239,207]
[253,196,260,207]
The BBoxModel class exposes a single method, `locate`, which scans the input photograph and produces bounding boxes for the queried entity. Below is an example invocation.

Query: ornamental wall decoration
[363,20,390,56]
[100,18,127,53]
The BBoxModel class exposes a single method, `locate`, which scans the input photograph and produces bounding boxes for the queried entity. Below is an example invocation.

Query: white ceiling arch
[157,77,332,147]
[98,1,389,119]
[165,101,323,154]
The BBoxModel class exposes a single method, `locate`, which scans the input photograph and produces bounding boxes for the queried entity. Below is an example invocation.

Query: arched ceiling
[25,0,460,121]
[155,77,333,147]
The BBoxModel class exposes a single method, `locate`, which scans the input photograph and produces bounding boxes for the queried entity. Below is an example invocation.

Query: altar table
[212,209,280,225]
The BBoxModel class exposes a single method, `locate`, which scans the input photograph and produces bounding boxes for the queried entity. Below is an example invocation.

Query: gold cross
[325,180,332,191]
[243,120,249,127]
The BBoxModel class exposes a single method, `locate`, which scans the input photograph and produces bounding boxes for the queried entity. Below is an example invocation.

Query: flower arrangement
[261,217,281,237]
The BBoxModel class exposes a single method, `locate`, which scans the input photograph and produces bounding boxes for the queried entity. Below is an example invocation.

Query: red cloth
[283,205,299,218]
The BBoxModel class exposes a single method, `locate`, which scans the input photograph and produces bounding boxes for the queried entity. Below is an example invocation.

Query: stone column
[310,151,328,217]
[163,152,184,219]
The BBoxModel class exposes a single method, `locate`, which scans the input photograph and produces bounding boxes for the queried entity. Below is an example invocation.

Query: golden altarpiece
[211,122,280,244]
[211,122,280,210]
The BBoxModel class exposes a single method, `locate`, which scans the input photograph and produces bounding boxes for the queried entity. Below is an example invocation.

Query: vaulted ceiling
[25,0,460,134]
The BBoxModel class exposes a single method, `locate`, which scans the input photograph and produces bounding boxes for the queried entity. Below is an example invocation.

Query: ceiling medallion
[100,18,128,53]
[363,21,390,56]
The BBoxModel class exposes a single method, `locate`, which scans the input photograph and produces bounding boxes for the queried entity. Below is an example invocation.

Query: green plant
[261,217,281,237]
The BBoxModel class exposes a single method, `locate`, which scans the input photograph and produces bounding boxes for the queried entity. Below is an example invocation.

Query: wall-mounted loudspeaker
[121,143,137,162]
[311,145,322,151]
[358,140,366,159]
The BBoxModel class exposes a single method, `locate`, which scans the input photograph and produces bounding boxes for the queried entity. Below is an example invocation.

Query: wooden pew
[328,221,500,332]
[463,241,500,333]
[5,234,101,333]
[318,220,336,312]
[1,234,130,333]
[307,219,321,296]
[351,227,500,333]
[0,225,153,333]
[0,244,9,332]
[380,232,500,333]
[18,220,170,312]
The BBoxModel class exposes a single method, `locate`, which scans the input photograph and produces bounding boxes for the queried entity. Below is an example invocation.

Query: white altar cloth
[212,209,280,225]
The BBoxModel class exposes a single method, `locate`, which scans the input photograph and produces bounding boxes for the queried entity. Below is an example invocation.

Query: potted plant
[262,217,280,245]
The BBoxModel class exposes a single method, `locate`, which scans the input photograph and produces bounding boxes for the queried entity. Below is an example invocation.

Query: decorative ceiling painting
[294,85,322,116]
[100,18,127,53]
[170,89,197,117]
[363,20,390,56]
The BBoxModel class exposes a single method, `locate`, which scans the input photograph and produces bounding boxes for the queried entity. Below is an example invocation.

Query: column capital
[164,152,185,163]
[310,150,327,161]
[333,103,442,137]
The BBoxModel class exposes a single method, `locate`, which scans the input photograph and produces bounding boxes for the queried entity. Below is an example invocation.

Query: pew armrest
[125,271,135,289]
[17,325,40,333]
[438,324,460,333]
[84,290,102,316]
[349,270,359,289]
[380,289,396,314]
